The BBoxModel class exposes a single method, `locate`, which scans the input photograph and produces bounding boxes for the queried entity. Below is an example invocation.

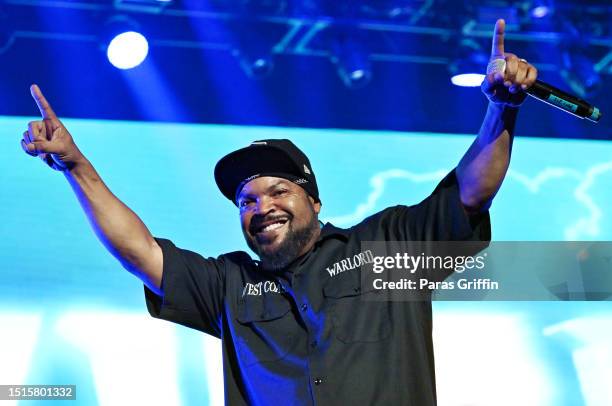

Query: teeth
[260,221,286,233]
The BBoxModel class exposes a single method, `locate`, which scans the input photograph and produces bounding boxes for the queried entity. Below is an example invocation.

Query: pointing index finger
[491,19,505,58]
[30,84,57,120]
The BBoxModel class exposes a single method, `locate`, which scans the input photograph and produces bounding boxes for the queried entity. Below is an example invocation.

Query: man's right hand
[21,84,85,171]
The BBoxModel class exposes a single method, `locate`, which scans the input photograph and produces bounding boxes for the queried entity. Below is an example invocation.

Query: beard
[246,210,320,272]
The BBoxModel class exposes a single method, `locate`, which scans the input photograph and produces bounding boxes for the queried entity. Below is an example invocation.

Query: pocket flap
[323,270,378,298]
[237,293,292,323]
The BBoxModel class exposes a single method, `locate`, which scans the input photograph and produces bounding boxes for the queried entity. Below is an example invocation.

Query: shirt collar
[318,221,350,242]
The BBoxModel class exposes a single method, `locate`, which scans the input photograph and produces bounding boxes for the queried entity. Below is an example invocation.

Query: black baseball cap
[214,139,320,205]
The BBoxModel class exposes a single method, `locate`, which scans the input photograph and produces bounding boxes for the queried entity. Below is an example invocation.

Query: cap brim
[214,144,304,203]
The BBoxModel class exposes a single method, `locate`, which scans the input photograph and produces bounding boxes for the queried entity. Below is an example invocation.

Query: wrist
[488,102,520,121]
[65,155,91,176]
[483,101,519,139]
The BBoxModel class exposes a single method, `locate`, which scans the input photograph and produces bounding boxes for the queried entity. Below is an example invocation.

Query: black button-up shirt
[144,170,490,405]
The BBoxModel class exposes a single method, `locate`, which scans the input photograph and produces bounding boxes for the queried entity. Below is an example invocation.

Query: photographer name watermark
[372,277,498,291]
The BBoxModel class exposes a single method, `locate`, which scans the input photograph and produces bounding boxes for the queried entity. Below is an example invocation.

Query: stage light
[232,24,275,79]
[330,29,372,89]
[531,6,549,18]
[529,0,554,19]
[449,39,487,87]
[451,73,486,87]
[102,16,148,70]
[107,32,149,70]
[234,50,274,79]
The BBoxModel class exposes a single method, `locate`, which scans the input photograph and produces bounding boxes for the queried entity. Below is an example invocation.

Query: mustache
[249,213,292,234]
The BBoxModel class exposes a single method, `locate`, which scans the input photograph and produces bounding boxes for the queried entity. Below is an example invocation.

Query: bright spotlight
[350,70,366,81]
[531,6,550,18]
[451,73,486,87]
[529,0,554,19]
[449,39,487,88]
[107,31,149,70]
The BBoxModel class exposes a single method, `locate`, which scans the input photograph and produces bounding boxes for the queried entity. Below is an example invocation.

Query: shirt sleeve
[385,168,491,242]
[144,238,225,338]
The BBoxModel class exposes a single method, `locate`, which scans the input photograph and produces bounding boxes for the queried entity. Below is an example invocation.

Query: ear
[309,196,322,215]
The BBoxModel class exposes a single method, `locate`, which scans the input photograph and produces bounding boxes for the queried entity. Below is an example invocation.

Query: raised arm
[21,84,163,295]
[456,19,538,211]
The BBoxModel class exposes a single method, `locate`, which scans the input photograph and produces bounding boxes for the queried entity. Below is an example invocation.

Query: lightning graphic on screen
[325,162,612,240]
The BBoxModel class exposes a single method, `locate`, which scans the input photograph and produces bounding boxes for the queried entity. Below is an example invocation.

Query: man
[21,19,537,405]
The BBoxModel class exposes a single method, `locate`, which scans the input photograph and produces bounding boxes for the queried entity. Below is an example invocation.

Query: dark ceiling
[1,0,611,140]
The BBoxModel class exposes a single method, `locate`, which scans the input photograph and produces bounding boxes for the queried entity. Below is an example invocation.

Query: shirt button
[314,378,323,385]
[300,303,308,312]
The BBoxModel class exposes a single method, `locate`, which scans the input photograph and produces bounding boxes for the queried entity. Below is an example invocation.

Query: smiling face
[237,176,321,271]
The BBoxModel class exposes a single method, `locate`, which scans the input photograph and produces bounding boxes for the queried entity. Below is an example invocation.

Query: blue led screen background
[1,116,611,405]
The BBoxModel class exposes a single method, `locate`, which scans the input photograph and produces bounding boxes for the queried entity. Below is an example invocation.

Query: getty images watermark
[354,241,612,301]
[369,250,496,291]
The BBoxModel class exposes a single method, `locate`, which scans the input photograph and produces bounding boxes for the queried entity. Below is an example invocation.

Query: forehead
[238,176,298,196]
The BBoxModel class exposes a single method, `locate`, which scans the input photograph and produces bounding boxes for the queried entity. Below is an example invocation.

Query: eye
[273,189,288,197]
[238,198,255,208]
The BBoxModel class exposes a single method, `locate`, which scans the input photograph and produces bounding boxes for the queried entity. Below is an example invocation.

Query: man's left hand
[481,19,538,107]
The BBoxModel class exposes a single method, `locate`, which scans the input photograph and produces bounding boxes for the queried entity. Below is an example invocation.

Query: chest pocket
[235,292,300,367]
[323,270,391,343]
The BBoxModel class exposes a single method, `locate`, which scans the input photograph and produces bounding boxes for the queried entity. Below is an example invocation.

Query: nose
[254,195,276,215]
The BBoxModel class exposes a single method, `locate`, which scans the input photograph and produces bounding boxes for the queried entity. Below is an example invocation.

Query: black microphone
[526,80,601,123]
